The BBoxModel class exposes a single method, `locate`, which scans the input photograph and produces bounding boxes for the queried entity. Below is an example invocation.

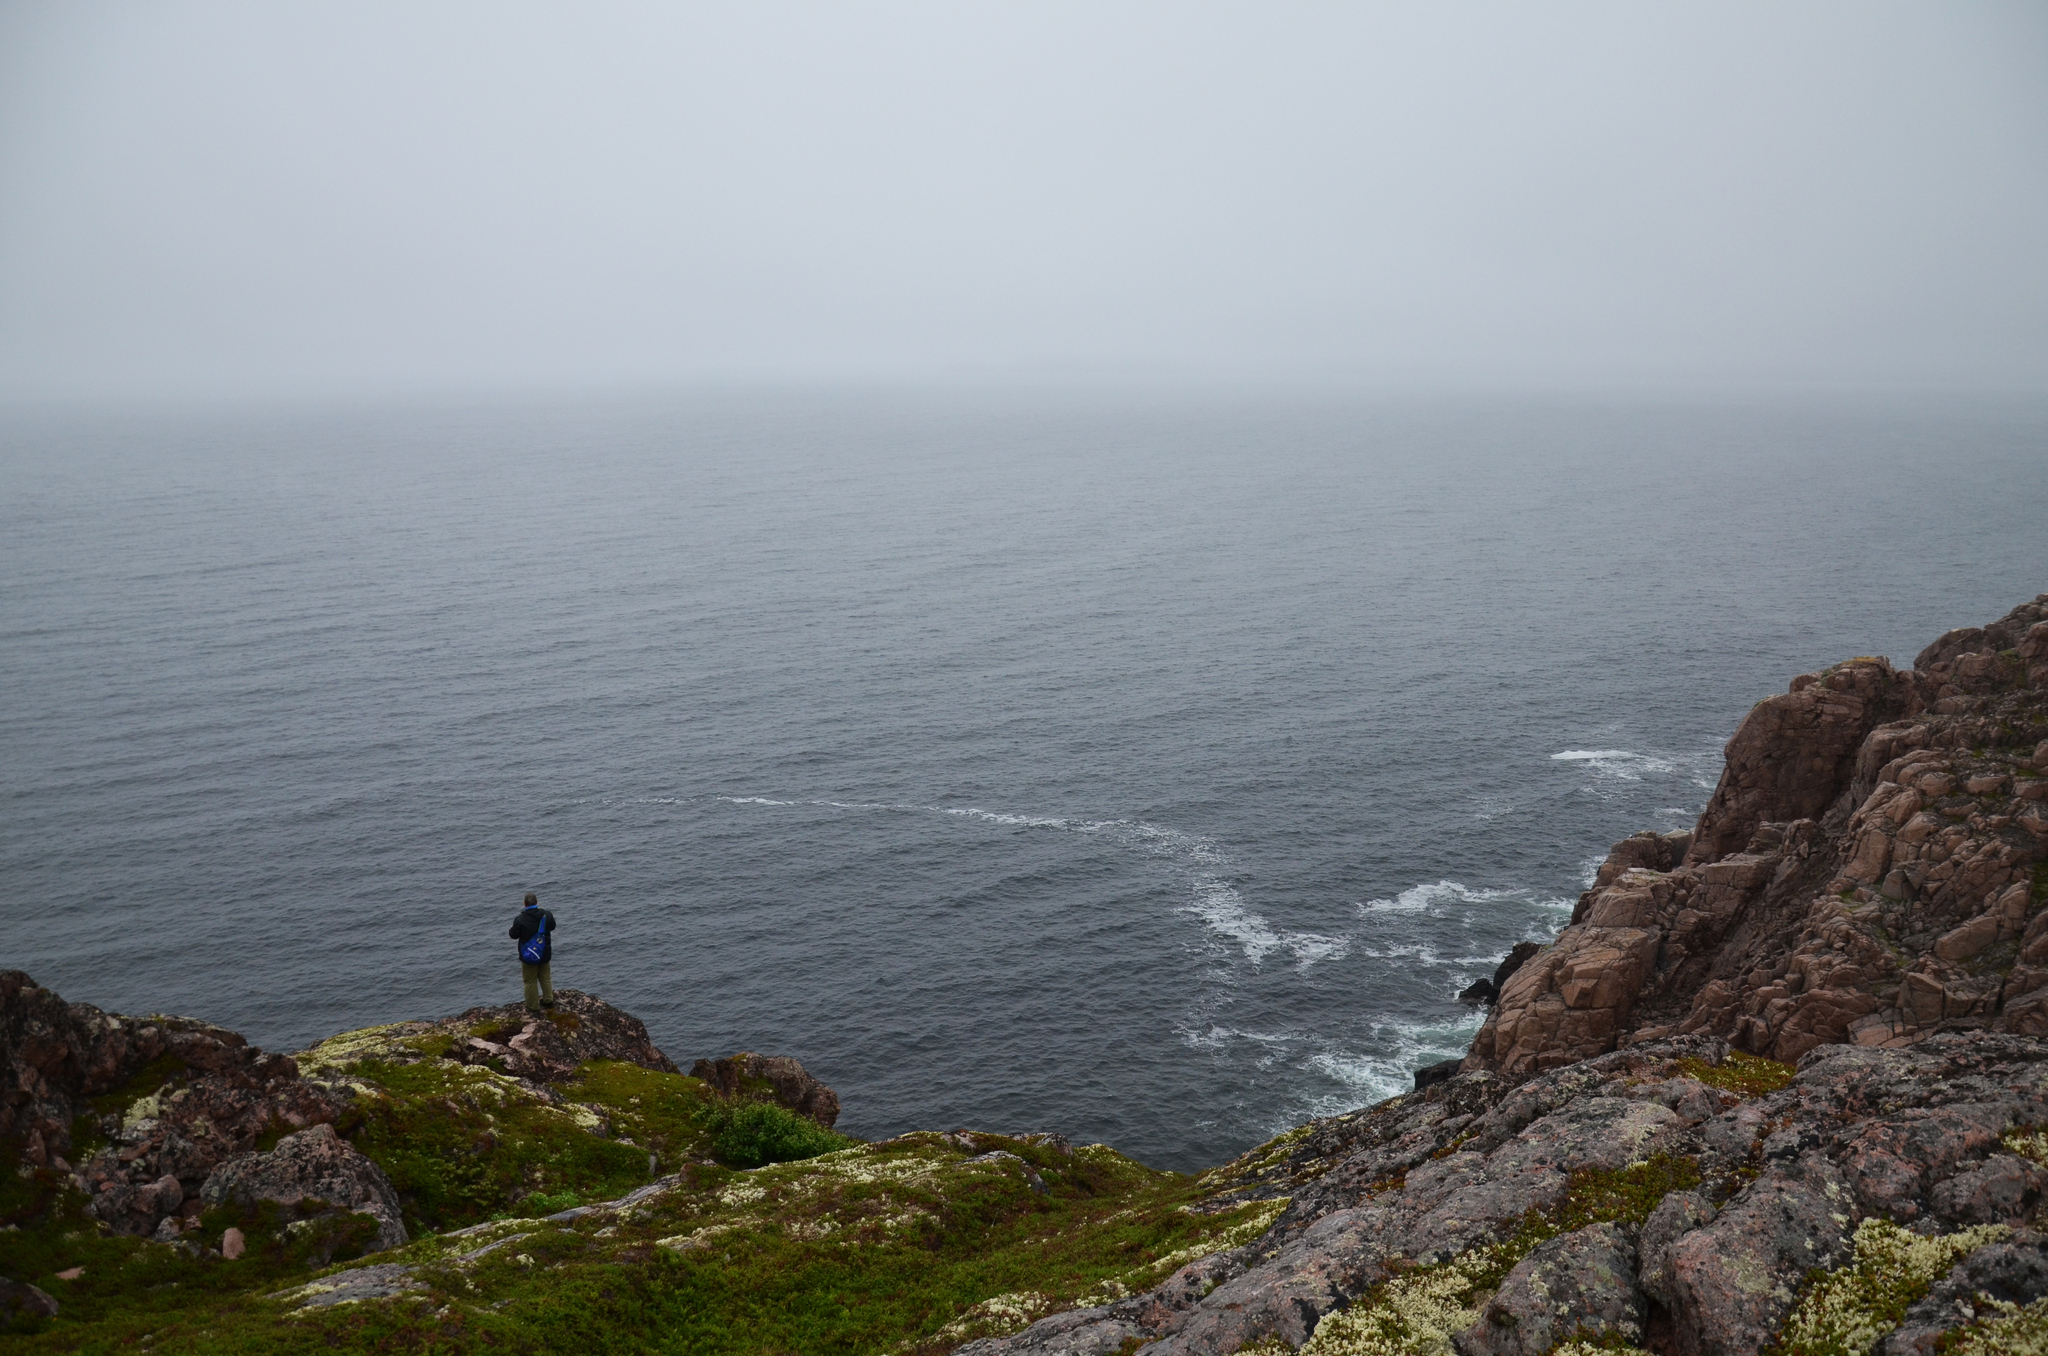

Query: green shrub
[706,1101,855,1169]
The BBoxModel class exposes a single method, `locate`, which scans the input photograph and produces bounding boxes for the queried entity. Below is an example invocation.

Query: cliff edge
[1465,592,2048,1076]
[9,594,2048,1355]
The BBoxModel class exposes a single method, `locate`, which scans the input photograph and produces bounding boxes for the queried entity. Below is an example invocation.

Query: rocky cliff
[945,593,2048,1356]
[1466,591,2048,1075]
[8,593,2048,1355]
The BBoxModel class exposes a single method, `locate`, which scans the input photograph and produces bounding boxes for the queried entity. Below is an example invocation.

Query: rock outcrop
[1465,593,2048,1076]
[690,1051,842,1128]
[0,970,347,1239]
[306,989,682,1087]
[966,591,2048,1356]
[967,1033,2048,1356]
[1,977,683,1242]
[200,1122,408,1255]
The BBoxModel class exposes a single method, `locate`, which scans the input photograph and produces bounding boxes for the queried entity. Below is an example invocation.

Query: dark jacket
[509,906,558,964]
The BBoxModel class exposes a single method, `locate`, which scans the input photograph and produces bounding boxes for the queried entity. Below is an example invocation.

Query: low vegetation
[1676,1049,1797,1099]
[1,1014,1280,1352]
[1300,1155,1701,1356]
[1774,1218,2009,1356]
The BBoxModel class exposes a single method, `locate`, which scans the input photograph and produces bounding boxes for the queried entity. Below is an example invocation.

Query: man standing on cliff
[508,892,558,1014]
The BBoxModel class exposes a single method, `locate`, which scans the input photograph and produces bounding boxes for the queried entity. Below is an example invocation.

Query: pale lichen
[1299,1244,1503,1356]
[1999,1127,2048,1166]
[1944,1294,2048,1355]
[1776,1217,2009,1356]
[929,1290,1054,1343]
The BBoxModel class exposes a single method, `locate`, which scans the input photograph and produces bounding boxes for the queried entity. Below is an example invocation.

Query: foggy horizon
[4,1,2046,402]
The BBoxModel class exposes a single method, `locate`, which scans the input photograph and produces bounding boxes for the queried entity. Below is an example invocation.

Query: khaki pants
[521,960,554,1012]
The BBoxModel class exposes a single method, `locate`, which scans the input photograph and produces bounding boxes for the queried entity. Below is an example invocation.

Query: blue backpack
[519,910,549,964]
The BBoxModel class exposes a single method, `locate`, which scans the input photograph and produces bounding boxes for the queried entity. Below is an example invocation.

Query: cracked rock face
[1466,593,2048,1077]
[965,1032,2048,1356]
[1459,1221,1643,1356]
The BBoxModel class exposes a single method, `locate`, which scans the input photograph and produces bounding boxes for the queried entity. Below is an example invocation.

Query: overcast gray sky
[2,2,2045,399]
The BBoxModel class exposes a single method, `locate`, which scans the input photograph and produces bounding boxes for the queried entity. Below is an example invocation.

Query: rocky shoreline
[4,592,2048,1354]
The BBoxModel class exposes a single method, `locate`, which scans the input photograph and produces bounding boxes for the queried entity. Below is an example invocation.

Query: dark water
[4,387,2044,1169]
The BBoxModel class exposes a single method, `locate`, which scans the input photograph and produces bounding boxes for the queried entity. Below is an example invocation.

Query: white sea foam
[940,807,1074,829]
[1550,748,1678,780]
[719,794,1335,969]
[1181,877,1348,968]
[1357,880,1567,917]
[1471,794,1514,820]
[1293,1013,1490,1118]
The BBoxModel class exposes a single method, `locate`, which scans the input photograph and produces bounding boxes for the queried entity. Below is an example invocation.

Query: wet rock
[1457,1222,1644,1356]
[201,1122,407,1253]
[690,1052,841,1128]
[1416,1057,1464,1089]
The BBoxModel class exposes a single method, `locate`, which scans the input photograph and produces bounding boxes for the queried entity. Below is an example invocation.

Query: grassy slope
[4,1028,1840,1356]
[1,1018,1282,1353]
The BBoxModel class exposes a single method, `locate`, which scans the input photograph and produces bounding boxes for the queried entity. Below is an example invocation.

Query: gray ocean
[4,387,2044,1169]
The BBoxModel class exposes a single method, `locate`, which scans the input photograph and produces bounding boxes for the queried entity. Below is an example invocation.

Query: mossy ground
[2,1127,1274,1353]
[1,1017,1276,1353]
[1676,1049,1796,1099]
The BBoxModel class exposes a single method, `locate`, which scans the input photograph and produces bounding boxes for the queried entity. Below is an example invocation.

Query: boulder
[1456,1221,1644,1356]
[201,1122,407,1253]
[0,1277,58,1330]
[691,1052,841,1128]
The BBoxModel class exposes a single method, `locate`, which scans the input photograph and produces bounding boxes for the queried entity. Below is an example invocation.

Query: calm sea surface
[4,387,2044,1169]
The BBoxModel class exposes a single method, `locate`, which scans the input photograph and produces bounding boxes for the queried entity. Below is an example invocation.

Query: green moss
[561,1060,720,1173]
[22,1134,1260,1355]
[84,1052,188,1119]
[1678,1050,1797,1099]
[469,1018,527,1046]
[2001,1126,2048,1165]
[342,1058,659,1233]
[406,1031,458,1060]
[0,1137,394,1346]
